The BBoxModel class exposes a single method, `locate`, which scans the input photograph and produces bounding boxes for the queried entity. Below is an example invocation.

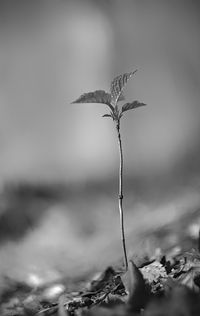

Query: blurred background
[0,0,200,291]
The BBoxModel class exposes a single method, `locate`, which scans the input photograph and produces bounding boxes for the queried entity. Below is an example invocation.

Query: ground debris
[2,245,200,316]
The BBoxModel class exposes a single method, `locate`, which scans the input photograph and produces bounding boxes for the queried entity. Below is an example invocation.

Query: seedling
[72,71,146,271]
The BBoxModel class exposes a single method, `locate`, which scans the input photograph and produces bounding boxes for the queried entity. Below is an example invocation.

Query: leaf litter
[2,234,200,316]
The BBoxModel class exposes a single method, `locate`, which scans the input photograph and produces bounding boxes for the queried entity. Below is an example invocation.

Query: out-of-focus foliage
[0,0,200,184]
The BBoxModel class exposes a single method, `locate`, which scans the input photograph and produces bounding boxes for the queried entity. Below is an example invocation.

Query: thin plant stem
[116,119,128,271]
[198,229,200,253]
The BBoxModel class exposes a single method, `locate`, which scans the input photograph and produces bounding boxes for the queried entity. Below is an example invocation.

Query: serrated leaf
[110,70,137,106]
[71,90,114,111]
[122,101,146,113]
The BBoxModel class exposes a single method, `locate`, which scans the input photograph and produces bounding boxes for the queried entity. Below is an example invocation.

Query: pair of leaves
[72,71,146,120]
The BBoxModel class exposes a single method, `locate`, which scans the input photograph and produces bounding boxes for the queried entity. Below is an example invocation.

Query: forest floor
[0,182,200,315]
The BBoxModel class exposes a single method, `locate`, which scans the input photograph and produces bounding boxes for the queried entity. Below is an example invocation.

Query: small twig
[37,305,58,315]
[93,291,110,305]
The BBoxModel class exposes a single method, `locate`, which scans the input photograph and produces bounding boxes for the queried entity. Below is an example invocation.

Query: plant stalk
[116,119,128,271]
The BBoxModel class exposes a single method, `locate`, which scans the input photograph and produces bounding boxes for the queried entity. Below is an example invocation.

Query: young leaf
[110,70,137,106]
[112,106,120,121]
[71,90,114,111]
[118,92,125,101]
[122,101,146,113]
[102,114,112,118]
